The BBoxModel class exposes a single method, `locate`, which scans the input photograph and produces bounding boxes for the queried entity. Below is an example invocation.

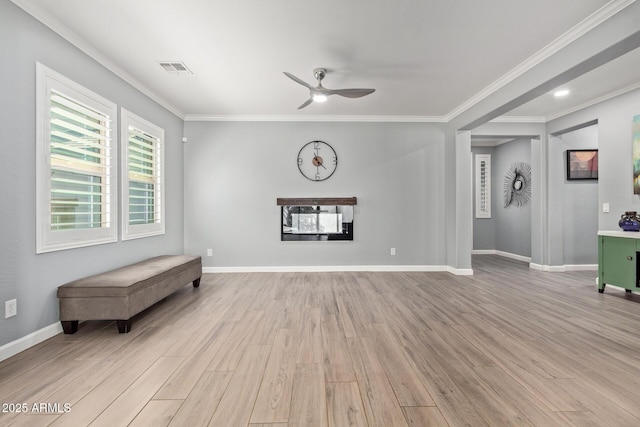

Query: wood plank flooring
[2,255,640,426]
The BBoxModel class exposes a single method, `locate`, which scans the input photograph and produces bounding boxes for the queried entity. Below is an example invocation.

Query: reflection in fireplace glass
[282,205,353,241]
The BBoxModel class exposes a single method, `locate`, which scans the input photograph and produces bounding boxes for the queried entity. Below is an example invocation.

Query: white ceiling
[506,46,640,119]
[13,0,640,122]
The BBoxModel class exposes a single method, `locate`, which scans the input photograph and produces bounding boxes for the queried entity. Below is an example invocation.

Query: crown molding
[494,81,640,124]
[470,139,516,147]
[489,116,547,123]
[183,114,448,123]
[11,0,186,120]
[444,0,637,122]
[13,0,635,126]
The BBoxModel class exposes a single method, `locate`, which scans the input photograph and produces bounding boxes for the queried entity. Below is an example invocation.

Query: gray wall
[549,88,640,234]
[183,121,447,268]
[473,140,532,257]
[0,1,185,347]
[469,123,547,264]
[560,126,599,265]
[495,139,532,257]
[472,140,533,258]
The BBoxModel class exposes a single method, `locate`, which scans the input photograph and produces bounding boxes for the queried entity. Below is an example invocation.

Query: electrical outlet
[390,248,396,256]
[5,299,17,318]
[207,249,213,257]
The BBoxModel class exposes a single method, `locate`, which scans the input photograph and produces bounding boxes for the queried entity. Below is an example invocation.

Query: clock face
[297,140,337,181]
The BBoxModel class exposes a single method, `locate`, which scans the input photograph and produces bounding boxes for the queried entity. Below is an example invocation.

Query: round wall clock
[297,140,337,181]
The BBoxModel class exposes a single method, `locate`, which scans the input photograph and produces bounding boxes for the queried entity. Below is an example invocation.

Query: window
[36,63,118,253]
[121,109,165,240]
[475,154,491,218]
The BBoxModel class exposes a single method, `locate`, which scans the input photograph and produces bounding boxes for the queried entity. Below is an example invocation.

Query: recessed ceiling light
[554,89,570,97]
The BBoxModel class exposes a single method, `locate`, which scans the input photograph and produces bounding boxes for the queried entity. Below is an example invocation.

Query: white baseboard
[0,322,62,362]
[531,264,567,272]
[448,267,474,276]
[529,263,597,272]
[473,251,598,272]
[472,249,532,263]
[563,264,598,271]
[204,265,474,275]
[471,250,495,255]
[496,250,532,263]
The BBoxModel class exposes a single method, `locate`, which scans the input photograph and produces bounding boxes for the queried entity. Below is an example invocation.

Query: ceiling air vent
[158,62,193,75]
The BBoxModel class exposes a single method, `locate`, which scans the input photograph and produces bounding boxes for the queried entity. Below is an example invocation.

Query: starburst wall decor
[504,162,531,208]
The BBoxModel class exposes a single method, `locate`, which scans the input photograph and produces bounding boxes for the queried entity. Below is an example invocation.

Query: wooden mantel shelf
[277,197,357,206]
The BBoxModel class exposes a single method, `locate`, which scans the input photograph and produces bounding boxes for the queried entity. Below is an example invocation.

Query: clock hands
[312,155,326,169]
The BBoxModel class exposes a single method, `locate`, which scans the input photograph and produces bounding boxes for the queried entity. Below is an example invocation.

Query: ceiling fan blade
[297,98,313,109]
[286,69,375,108]
[331,88,375,98]
[283,72,312,89]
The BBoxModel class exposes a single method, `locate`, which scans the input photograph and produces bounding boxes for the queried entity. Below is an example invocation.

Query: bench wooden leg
[117,319,132,333]
[193,277,201,288]
[61,320,78,334]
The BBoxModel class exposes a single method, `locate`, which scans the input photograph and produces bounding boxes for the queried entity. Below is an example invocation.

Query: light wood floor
[2,255,640,426]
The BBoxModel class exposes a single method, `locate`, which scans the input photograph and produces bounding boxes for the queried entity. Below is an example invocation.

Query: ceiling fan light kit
[284,68,375,109]
[312,93,328,103]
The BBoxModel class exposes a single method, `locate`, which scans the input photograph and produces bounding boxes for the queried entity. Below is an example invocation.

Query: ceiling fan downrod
[313,68,326,83]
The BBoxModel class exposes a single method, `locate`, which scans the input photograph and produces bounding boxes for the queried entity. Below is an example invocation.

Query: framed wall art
[566,149,598,180]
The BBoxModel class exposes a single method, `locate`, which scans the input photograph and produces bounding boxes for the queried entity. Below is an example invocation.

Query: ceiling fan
[283,68,375,109]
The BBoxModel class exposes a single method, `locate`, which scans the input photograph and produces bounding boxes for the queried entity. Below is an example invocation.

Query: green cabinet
[598,233,640,293]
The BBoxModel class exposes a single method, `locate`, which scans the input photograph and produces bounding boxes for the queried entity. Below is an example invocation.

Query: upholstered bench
[57,255,202,334]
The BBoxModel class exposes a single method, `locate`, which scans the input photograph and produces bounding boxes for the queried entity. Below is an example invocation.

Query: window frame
[475,153,491,218]
[120,108,165,240]
[36,63,118,253]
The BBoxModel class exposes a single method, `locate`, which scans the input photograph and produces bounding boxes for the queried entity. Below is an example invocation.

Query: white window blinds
[49,91,112,230]
[121,109,165,240]
[37,63,118,253]
[475,154,491,219]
